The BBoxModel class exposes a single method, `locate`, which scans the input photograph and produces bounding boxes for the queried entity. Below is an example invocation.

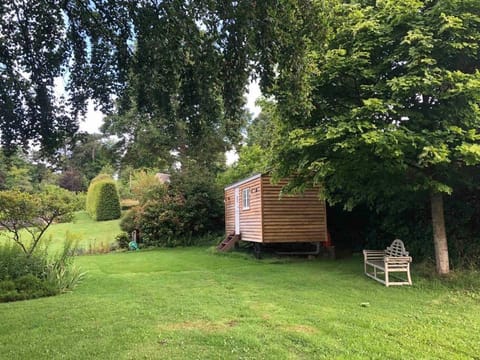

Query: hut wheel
[253,243,262,259]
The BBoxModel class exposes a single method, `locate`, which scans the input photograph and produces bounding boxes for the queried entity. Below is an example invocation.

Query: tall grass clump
[0,233,84,302]
[45,233,85,293]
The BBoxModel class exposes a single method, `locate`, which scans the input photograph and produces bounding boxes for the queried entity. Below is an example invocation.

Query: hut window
[242,188,250,210]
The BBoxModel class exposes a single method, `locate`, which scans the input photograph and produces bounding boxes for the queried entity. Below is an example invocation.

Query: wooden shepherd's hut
[218,174,329,255]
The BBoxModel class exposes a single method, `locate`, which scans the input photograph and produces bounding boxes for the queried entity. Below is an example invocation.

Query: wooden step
[217,233,240,252]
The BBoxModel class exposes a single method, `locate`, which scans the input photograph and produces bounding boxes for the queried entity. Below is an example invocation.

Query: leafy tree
[57,169,86,192]
[217,145,269,187]
[125,166,224,247]
[129,169,166,204]
[268,0,480,274]
[1,1,275,160]
[29,158,58,190]
[0,148,59,191]
[0,151,8,189]
[0,1,131,154]
[99,164,115,177]
[4,166,33,192]
[217,97,278,186]
[246,98,278,149]
[58,133,118,181]
[0,150,34,191]
[0,187,76,255]
[102,89,251,173]
[101,108,174,170]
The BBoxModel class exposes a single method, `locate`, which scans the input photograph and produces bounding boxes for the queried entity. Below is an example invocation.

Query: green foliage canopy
[217,145,269,187]
[1,1,277,158]
[122,167,223,247]
[270,0,480,207]
[0,1,131,154]
[265,0,480,273]
[0,187,76,255]
[51,132,119,182]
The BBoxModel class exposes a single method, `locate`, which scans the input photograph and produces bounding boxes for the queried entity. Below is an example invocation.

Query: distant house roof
[155,173,170,184]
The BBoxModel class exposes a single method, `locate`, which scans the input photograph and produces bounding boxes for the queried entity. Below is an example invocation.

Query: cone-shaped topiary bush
[86,176,121,221]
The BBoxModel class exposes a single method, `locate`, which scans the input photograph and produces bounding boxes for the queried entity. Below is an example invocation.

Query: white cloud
[79,101,104,133]
[54,76,66,98]
[246,79,261,118]
[226,149,239,166]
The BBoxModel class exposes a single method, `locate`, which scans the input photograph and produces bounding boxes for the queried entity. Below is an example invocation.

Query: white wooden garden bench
[363,239,412,286]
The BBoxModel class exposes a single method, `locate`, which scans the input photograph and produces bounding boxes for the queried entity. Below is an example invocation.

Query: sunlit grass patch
[1,247,479,358]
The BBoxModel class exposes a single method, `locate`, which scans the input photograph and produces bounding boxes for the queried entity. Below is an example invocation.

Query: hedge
[86,177,121,221]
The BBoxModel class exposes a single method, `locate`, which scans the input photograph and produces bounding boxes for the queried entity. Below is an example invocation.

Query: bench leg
[385,267,389,287]
[407,265,412,285]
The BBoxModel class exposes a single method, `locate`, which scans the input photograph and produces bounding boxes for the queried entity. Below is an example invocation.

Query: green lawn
[1,246,479,359]
[42,211,122,253]
[1,211,121,254]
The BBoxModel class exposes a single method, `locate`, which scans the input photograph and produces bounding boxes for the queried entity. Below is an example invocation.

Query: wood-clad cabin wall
[238,177,263,242]
[261,177,328,243]
[224,187,236,235]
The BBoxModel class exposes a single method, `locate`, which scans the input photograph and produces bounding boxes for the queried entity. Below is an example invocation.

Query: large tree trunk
[430,192,450,275]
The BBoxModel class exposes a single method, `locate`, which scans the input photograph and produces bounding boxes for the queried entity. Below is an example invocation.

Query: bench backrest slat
[385,239,409,257]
